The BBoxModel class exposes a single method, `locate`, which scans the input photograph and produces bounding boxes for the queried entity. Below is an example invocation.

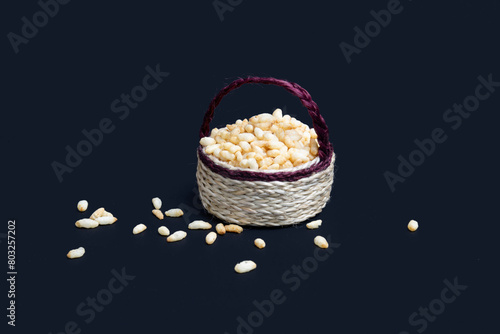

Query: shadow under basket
[196,77,335,227]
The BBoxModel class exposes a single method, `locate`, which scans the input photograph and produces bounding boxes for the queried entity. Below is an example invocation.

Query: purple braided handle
[198,77,334,182]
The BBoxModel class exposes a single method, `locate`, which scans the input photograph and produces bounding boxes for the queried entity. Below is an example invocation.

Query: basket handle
[199,77,333,160]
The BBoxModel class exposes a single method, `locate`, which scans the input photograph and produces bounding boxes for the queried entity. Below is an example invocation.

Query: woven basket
[196,77,335,227]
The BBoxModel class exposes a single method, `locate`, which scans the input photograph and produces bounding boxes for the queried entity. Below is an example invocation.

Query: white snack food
[167,231,187,242]
[224,224,243,233]
[205,231,217,245]
[200,137,216,147]
[95,216,117,225]
[408,220,419,232]
[67,247,85,259]
[133,223,147,234]
[89,207,105,220]
[201,109,319,170]
[77,200,88,212]
[152,209,164,220]
[152,197,162,210]
[188,220,212,230]
[254,238,266,249]
[101,210,114,217]
[306,219,322,229]
[314,236,328,249]
[234,260,257,274]
[75,219,99,229]
[158,226,170,236]
[215,223,226,235]
[164,209,184,217]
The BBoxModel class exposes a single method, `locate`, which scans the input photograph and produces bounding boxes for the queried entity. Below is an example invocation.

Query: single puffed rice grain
[314,236,328,249]
[89,207,105,220]
[258,113,274,123]
[254,238,266,249]
[77,200,88,212]
[67,247,85,259]
[167,231,187,242]
[75,219,99,229]
[220,150,235,161]
[158,226,170,236]
[306,220,322,229]
[235,151,243,162]
[95,216,117,225]
[229,135,239,144]
[228,145,242,154]
[101,210,113,217]
[266,141,285,150]
[253,127,264,139]
[152,209,164,220]
[238,133,256,142]
[266,149,281,158]
[408,220,419,232]
[248,158,259,170]
[188,220,212,230]
[133,223,147,234]
[272,108,283,119]
[239,141,251,152]
[225,224,243,233]
[244,124,254,133]
[234,260,257,274]
[200,137,216,147]
[230,127,241,136]
[205,144,219,154]
[205,231,217,245]
[165,209,184,217]
[216,223,226,235]
[152,197,162,210]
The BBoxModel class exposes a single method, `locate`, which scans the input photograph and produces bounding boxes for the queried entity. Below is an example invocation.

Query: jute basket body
[196,77,335,227]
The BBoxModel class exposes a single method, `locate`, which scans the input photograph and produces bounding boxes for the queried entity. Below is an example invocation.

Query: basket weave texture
[196,77,335,227]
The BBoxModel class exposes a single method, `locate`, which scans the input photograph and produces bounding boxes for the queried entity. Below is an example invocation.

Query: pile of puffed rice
[199,108,319,170]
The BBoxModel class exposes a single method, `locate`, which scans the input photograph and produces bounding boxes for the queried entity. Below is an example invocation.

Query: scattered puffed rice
[167,231,187,242]
[165,208,184,217]
[158,226,170,236]
[77,200,88,212]
[95,216,117,225]
[152,197,162,210]
[408,220,419,232]
[152,209,164,220]
[225,224,243,233]
[254,238,266,249]
[234,260,257,274]
[216,223,226,235]
[133,223,147,234]
[89,207,105,220]
[206,231,217,245]
[314,236,328,249]
[306,219,322,229]
[188,220,212,230]
[67,247,85,259]
[75,219,99,229]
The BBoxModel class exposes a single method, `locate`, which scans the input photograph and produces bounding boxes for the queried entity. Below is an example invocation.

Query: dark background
[2,0,500,333]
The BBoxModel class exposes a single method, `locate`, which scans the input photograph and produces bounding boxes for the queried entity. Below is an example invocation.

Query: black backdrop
[2,0,499,333]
